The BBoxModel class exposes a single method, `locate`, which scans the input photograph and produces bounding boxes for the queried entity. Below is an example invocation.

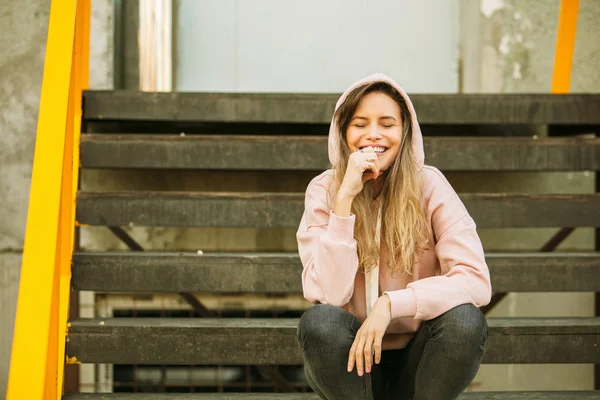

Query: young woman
[296,73,492,400]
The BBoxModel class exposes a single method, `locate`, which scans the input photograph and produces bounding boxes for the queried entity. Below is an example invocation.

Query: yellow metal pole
[6,0,78,399]
[57,0,90,396]
[551,0,580,93]
[72,0,90,202]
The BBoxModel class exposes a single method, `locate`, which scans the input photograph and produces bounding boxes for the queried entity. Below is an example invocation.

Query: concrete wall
[0,0,50,396]
[0,254,22,398]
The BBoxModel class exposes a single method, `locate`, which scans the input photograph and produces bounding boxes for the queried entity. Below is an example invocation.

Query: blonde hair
[329,82,429,276]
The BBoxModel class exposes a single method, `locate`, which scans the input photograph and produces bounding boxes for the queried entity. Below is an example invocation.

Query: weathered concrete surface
[571,0,600,92]
[0,0,50,251]
[0,0,50,394]
[0,254,22,398]
[89,0,113,90]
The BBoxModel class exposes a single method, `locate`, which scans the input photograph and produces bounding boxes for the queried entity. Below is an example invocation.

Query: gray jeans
[297,303,487,400]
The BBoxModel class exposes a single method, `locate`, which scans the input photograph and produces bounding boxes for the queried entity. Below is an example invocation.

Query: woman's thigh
[297,304,383,400]
[385,304,488,400]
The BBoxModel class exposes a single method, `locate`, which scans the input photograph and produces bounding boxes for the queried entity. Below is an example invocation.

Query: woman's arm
[383,167,492,320]
[297,173,360,306]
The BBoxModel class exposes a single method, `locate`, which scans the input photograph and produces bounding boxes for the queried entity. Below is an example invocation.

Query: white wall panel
[175,0,458,92]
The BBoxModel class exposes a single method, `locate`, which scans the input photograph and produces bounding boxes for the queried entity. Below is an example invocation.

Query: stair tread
[80,134,600,171]
[75,191,600,229]
[65,317,600,364]
[72,250,600,258]
[68,317,600,334]
[63,391,600,399]
[83,91,600,124]
[72,251,600,293]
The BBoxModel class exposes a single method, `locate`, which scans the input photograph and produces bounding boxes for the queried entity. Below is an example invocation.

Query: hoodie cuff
[384,288,417,319]
[325,210,356,244]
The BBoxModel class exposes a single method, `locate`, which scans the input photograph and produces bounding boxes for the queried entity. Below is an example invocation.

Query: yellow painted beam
[551,0,580,93]
[57,0,91,395]
[6,0,84,398]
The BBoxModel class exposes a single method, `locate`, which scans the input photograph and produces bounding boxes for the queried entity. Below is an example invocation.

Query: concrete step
[80,134,600,171]
[63,391,600,399]
[82,91,600,125]
[75,191,600,228]
[71,252,600,293]
[65,317,600,365]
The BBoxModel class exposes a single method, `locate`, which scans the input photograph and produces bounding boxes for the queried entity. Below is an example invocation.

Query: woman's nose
[366,126,382,140]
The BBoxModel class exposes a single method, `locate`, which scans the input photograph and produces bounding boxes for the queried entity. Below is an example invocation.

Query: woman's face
[345,91,403,173]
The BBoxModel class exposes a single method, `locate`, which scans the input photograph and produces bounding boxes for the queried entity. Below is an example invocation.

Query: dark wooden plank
[76,191,303,228]
[460,193,600,228]
[71,252,600,293]
[488,253,600,292]
[80,134,330,170]
[83,91,600,125]
[84,91,337,124]
[80,135,600,171]
[63,391,600,399]
[425,137,600,171]
[72,252,300,293]
[76,191,600,228]
[66,317,600,364]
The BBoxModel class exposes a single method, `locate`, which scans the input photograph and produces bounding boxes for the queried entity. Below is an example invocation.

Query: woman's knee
[430,304,488,346]
[297,304,358,350]
[412,305,487,399]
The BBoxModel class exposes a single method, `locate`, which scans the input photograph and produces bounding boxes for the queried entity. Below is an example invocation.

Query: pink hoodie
[296,73,492,350]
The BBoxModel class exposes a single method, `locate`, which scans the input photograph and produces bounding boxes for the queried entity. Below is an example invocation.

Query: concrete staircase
[64,90,600,398]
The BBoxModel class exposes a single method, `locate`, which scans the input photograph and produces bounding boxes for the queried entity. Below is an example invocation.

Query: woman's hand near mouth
[333,147,380,217]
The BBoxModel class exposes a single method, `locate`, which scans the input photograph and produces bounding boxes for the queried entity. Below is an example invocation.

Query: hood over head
[328,73,424,169]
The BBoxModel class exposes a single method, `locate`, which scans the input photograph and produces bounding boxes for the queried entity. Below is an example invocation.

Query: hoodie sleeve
[296,173,359,306]
[384,167,492,321]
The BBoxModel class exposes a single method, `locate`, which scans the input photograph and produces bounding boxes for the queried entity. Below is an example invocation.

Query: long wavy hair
[329,82,430,276]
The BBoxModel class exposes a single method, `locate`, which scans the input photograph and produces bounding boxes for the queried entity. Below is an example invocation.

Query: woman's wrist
[380,294,392,318]
[334,190,354,217]
[336,187,355,202]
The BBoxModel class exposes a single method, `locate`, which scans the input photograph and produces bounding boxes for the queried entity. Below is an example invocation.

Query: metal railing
[6,0,90,398]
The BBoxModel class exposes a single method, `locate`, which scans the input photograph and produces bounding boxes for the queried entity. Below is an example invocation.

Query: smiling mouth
[360,146,388,155]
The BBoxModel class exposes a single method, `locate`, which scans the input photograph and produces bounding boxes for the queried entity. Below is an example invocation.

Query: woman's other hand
[347,294,392,376]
